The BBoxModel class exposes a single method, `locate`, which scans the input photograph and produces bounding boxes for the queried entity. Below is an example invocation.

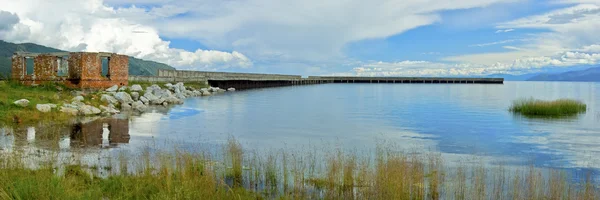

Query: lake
[2,81,600,173]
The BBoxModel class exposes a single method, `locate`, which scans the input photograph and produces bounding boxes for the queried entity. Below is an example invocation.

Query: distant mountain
[486,73,539,81]
[0,40,175,78]
[527,67,600,82]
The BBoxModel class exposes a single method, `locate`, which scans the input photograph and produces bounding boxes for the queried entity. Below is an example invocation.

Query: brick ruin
[11,52,128,88]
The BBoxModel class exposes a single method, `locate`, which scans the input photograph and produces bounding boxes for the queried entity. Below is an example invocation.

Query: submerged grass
[509,98,587,117]
[0,137,598,199]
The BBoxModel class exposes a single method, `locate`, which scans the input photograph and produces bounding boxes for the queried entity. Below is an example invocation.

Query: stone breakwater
[13,83,234,116]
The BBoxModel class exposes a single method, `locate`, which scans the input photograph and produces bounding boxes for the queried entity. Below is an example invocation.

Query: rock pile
[23,82,235,117]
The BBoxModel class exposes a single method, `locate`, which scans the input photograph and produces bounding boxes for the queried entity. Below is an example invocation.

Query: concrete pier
[129,69,503,90]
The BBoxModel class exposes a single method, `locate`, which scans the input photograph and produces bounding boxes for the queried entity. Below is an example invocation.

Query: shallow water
[2,81,600,172]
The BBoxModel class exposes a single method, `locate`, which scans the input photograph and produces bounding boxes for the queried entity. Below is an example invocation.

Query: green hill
[0,40,175,79]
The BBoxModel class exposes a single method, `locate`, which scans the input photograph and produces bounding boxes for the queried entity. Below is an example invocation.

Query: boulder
[175,93,186,100]
[162,102,168,106]
[101,94,119,105]
[145,85,158,94]
[165,96,183,104]
[176,82,187,92]
[132,101,147,112]
[72,96,84,102]
[100,105,120,114]
[36,104,53,113]
[71,91,84,97]
[140,96,149,104]
[79,105,101,115]
[118,86,128,91]
[201,90,211,96]
[227,88,236,91]
[130,84,143,92]
[71,101,86,108]
[131,92,140,101]
[60,106,79,115]
[121,103,132,111]
[106,85,118,92]
[13,99,29,107]
[114,92,134,104]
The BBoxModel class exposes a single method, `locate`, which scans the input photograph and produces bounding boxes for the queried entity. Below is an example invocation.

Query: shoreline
[1,81,234,128]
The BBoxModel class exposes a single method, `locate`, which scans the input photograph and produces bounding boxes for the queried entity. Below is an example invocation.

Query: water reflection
[70,118,130,148]
[0,118,130,151]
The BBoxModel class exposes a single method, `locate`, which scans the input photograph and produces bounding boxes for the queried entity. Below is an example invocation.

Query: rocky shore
[12,83,234,117]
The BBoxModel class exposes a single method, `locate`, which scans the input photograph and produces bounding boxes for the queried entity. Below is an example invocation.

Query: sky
[1,0,600,77]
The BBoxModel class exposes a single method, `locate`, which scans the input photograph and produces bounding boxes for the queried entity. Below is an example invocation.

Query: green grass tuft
[509,98,586,117]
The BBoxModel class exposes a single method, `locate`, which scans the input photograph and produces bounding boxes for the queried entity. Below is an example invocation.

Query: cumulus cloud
[0,11,19,31]
[0,0,251,70]
[107,0,515,64]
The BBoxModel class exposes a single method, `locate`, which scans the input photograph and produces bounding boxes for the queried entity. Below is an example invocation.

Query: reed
[509,98,587,117]
[0,137,598,199]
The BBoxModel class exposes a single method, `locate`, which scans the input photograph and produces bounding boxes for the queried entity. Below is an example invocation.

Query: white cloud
[444,3,600,71]
[469,39,519,47]
[337,50,600,77]
[105,0,515,64]
[0,0,251,70]
[495,28,514,33]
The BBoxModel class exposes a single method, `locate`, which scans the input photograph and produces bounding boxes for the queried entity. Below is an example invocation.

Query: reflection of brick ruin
[70,118,130,148]
[11,52,128,88]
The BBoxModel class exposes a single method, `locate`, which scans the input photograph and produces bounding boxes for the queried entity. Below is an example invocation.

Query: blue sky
[1,0,599,76]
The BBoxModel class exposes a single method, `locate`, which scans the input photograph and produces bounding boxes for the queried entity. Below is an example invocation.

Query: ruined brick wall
[11,55,24,80]
[33,55,59,80]
[12,52,129,89]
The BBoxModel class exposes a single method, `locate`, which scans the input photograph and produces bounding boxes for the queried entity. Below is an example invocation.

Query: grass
[0,81,77,126]
[0,137,597,199]
[509,98,587,117]
[0,81,210,127]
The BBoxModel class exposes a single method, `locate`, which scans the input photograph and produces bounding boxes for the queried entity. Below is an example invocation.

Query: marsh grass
[510,98,587,117]
[0,137,598,199]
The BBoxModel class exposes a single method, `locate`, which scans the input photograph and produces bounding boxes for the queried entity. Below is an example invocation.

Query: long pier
[129,70,503,90]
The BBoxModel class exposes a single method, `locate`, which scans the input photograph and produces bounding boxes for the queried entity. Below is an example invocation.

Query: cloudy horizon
[1,0,599,76]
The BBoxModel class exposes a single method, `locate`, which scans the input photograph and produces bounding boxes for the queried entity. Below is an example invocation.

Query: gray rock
[132,101,147,112]
[131,92,140,101]
[121,103,132,111]
[165,96,183,104]
[101,94,119,105]
[114,92,134,104]
[118,86,128,91]
[145,84,161,95]
[140,96,149,104]
[176,82,187,92]
[71,91,84,97]
[72,96,84,102]
[175,93,186,100]
[71,101,86,108]
[60,106,79,115]
[130,84,143,92]
[227,88,236,91]
[36,104,53,113]
[79,105,101,115]
[106,85,118,92]
[13,99,29,107]
[100,105,120,114]
[151,98,166,105]
[201,90,212,96]
[162,102,168,106]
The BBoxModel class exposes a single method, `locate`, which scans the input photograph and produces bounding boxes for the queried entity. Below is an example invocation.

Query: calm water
[2,81,600,172]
